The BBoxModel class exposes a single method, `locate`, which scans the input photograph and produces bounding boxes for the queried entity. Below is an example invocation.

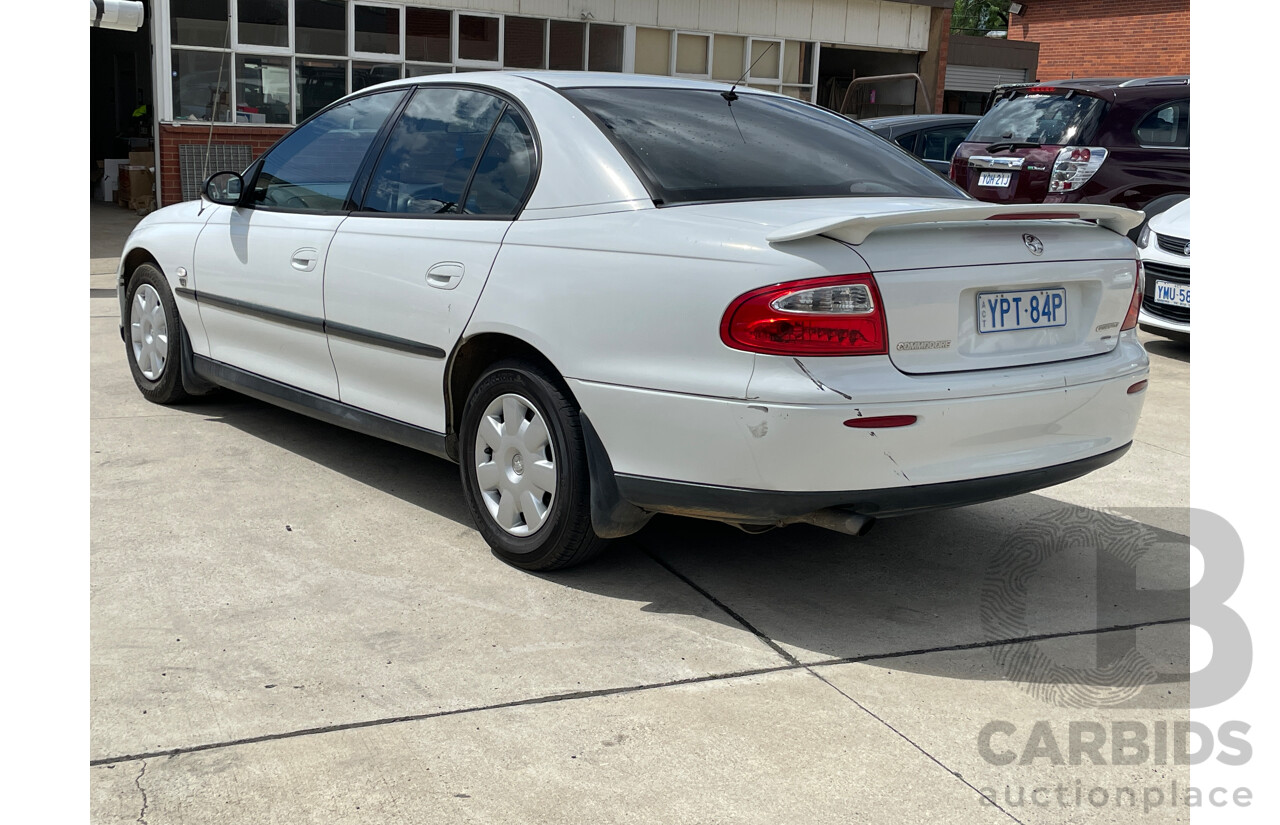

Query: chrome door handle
[426,261,465,290]
[291,248,319,272]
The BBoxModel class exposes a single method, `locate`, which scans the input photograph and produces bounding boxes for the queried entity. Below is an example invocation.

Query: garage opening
[817,46,922,119]
[90,0,156,213]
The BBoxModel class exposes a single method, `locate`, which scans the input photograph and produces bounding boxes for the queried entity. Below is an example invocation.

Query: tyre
[124,263,193,405]
[459,360,609,571]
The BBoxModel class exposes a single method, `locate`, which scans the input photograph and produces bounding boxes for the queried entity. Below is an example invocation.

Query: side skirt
[191,355,452,461]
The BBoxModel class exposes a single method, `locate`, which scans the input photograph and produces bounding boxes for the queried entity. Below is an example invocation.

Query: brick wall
[1006,0,1189,80]
[158,124,291,206]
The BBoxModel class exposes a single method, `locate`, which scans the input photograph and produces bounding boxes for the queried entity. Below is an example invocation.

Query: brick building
[1006,0,1189,80]
[92,0,960,209]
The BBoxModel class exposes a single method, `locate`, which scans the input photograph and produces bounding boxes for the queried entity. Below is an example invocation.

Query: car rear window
[563,87,965,206]
[969,92,1107,146]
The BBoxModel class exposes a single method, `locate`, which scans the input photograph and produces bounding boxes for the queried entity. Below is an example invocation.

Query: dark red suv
[950,77,1189,227]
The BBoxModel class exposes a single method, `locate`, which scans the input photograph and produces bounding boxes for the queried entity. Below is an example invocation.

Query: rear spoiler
[766,204,1144,245]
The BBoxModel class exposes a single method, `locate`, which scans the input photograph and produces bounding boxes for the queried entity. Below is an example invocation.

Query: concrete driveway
[91,208,1190,823]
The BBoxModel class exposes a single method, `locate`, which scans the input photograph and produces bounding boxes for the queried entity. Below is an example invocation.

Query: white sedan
[117,72,1149,571]
[1137,197,1190,339]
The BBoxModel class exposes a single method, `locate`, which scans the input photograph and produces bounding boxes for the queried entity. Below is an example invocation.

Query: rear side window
[1135,99,1189,148]
[921,125,974,162]
[969,92,1107,146]
[464,110,537,216]
[564,88,964,205]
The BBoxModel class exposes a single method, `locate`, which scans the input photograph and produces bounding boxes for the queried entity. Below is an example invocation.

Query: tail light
[1121,261,1144,330]
[721,274,888,356]
[1049,146,1108,193]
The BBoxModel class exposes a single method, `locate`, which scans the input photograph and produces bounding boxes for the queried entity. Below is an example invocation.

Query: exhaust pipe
[796,509,877,537]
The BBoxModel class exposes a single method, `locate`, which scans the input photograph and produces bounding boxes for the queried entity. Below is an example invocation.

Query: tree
[951,0,1012,34]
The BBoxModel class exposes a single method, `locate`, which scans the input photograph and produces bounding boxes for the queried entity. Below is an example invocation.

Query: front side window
[253,90,404,211]
[1135,99,1189,148]
[360,88,505,215]
[565,88,965,205]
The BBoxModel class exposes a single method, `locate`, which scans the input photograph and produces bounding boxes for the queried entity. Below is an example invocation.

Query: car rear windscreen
[969,92,1107,146]
[563,87,966,205]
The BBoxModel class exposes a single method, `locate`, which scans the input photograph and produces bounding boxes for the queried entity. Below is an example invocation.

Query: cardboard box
[122,166,154,209]
[129,150,155,169]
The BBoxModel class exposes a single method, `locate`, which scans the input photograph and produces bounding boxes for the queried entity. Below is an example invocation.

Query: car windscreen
[562,88,967,206]
[969,92,1107,146]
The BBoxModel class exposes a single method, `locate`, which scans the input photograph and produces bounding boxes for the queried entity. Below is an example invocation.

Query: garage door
[945,64,1028,92]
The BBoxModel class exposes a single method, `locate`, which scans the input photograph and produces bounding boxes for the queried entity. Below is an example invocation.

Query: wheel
[459,360,609,571]
[125,263,192,405]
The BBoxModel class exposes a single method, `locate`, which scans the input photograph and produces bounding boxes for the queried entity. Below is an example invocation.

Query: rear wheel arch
[445,333,568,460]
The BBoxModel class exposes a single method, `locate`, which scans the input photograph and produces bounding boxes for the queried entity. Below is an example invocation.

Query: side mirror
[202,171,244,206]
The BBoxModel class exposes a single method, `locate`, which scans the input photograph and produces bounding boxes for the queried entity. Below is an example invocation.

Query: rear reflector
[721,274,888,356]
[1127,380,1148,394]
[844,415,917,429]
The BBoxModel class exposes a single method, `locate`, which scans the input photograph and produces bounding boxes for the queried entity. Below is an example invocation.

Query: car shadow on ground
[1143,337,1189,363]
[192,390,1189,696]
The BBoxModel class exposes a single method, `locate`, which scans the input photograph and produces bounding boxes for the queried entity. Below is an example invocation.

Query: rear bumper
[614,443,1130,524]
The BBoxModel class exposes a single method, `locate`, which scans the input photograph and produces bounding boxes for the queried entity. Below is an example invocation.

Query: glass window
[783,40,810,85]
[634,28,670,76]
[748,39,781,81]
[565,88,965,205]
[236,55,291,123]
[361,88,505,215]
[296,58,348,120]
[465,110,537,216]
[675,34,709,76]
[894,132,918,152]
[172,0,229,48]
[587,24,623,72]
[172,50,234,122]
[406,7,451,63]
[970,92,1108,146]
[254,91,404,211]
[238,0,289,49]
[504,17,546,69]
[458,15,499,63]
[548,20,585,70]
[712,35,745,82]
[406,64,452,78]
[296,0,346,55]
[352,61,400,92]
[1135,100,1189,148]
[921,125,974,161]
[355,4,400,55]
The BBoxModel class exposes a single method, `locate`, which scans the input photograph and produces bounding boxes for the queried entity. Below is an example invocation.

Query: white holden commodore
[118,72,1149,571]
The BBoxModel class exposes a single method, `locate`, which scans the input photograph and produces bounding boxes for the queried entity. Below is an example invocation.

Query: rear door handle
[291,247,319,272]
[426,261,465,290]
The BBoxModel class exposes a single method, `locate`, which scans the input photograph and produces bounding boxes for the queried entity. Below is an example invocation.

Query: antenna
[721,41,779,102]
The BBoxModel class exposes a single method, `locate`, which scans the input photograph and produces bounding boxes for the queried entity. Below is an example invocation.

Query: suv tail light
[721,274,888,356]
[1122,261,1144,330]
[1049,146,1108,193]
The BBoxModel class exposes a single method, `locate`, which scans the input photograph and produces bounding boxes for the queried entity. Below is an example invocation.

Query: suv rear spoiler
[766,204,1144,245]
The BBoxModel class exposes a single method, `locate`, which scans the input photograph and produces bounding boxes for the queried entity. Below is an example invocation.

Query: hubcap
[130,284,168,381]
[473,393,556,538]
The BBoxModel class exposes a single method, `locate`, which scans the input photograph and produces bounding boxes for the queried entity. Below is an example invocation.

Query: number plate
[1154,280,1191,308]
[977,288,1068,333]
[978,171,1011,188]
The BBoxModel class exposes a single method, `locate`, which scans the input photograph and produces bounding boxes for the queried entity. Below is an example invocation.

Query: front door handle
[426,261,465,290]
[291,247,319,272]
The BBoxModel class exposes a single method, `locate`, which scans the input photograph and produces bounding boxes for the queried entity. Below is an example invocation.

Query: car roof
[857,114,980,128]
[368,70,759,95]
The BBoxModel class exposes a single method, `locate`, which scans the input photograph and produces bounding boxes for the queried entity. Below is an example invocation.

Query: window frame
[233,0,294,56]
[454,11,504,70]
[1133,98,1190,150]
[671,31,711,79]
[350,0,404,61]
[745,37,783,84]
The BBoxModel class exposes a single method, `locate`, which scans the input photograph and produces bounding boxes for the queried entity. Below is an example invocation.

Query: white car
[117,72,1149,571]
[1136,198,1190,339]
